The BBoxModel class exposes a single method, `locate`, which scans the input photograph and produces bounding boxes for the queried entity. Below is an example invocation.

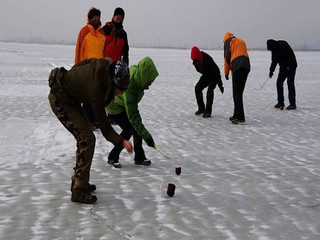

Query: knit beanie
[114,7,125,17]
[191,46,203,66]
[87,8,101,20]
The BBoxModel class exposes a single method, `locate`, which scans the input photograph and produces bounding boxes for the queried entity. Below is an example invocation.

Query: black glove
[225,75,229,80]
[146,137,155,148]
[269,72,273,78]
[218,85,224,94]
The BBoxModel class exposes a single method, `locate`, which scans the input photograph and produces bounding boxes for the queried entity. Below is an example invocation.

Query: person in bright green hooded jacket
[106,56,159,168]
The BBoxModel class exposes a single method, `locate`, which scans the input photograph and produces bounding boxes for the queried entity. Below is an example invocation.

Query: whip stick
[261,77,270,89]
[154,145,170,159]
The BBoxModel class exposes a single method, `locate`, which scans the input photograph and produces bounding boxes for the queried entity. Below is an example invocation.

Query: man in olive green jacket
[48,58,133,204]
[106,56,159,168]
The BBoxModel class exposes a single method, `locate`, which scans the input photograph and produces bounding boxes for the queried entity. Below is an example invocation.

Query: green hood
[130,56,159,90]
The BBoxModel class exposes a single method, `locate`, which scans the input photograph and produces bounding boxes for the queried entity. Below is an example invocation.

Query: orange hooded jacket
[223,32,250,77]
[74,22,106,63]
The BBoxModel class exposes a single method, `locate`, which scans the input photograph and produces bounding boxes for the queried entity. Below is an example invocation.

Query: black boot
[286,104,297,110]
[195,109,204,115]
[71,177,96,193]
[274,103,284,109]
[71,186,97,204]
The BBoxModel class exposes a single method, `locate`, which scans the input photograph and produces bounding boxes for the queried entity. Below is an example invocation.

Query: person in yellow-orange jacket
[75,8,106,128]
[223,32,250,124]
[75,8,106,63]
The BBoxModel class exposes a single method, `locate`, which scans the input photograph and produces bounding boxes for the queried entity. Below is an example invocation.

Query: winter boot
[286,104,297,110]
[202,111,211,118]
[229,116,235,121]
[135,159,152,166]
[195,109,204,115]
[71,186,97,204]
[71,177,96,193]
[231,118,245,125]
[108,159,122,168]
[274,103,285,109]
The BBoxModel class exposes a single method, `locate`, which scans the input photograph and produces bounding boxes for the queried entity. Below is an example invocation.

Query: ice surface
[0,42,319,239]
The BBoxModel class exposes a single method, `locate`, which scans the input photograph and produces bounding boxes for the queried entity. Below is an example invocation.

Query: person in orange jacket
[75,7,106,63]
[102,7,129,64]
[223,32,250,124]
[75,7,106,129]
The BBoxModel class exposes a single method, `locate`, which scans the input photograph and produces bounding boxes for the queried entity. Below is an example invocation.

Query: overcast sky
[1,0,319,50]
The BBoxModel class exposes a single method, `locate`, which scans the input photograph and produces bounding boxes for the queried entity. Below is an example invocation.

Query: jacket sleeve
[124,91,152,142]
[75,27,86,64]
[223,41,231,76]
[269,52,278,74]
[122,31,129,65]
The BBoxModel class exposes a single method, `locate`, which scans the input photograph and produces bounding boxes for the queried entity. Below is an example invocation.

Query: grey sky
[1,0,319,50]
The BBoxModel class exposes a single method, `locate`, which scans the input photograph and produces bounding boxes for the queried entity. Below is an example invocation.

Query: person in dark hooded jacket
[48,58,133,204]
[190,46,224,118]
[267,39,297,110]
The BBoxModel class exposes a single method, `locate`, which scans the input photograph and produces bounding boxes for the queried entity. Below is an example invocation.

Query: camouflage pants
[48,90,95,188]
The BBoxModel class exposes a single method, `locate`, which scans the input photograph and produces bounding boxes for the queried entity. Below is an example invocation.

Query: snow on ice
[0,41,320,239]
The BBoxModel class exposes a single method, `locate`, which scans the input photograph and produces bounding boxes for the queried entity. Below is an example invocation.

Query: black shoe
[286,105,297,110]
[231,118,245,124]
[195,110,204,115]
[274,103,284,109]
[107,159,122,168]
[71,177,96,193]
[229,116,235,121]
[135,159,152,166]
[202,112,211,118]
[71,186,97,204]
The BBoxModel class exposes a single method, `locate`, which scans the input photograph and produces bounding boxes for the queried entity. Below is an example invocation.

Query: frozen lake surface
[0,42,320,239]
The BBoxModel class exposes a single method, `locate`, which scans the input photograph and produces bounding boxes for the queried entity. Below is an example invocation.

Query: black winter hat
[113,7,125,17]
[110,60,130,91]
[87,7,101,20]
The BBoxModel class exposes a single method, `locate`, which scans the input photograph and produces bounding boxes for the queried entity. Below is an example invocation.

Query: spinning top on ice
[167,183,176,197]
[175,167,181,175]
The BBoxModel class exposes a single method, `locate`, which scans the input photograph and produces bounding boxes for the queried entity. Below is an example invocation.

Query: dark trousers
[276,67,296,106]
[232,68,249,121]
[48,91,95,189]
[195,75,217,114]
[108,111,146,161]
[82,103,97,126]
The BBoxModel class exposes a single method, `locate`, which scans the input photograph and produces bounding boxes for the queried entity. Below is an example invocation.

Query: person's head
[110,60,130,94]
[223,32,235,43]
[191,46,203,68]
[87,7,101,30]
[112,7,125,29]
[136,56,159,90]
[266,39,276,51]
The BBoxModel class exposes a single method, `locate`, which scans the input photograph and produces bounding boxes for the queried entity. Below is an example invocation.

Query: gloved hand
[225,75,229,80]
[145,137,155,148]
[218,85,224,94]
[269,71,273,78]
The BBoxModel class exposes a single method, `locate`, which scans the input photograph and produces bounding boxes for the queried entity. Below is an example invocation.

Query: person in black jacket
[267,39,297,110]
[191,46,224,118]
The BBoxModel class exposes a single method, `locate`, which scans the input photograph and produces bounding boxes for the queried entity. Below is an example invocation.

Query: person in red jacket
[102,7,129,64]
[191,46,224,118]
[223,32,250,124]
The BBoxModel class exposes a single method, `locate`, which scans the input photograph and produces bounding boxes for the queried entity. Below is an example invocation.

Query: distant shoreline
[0,39,319,52]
